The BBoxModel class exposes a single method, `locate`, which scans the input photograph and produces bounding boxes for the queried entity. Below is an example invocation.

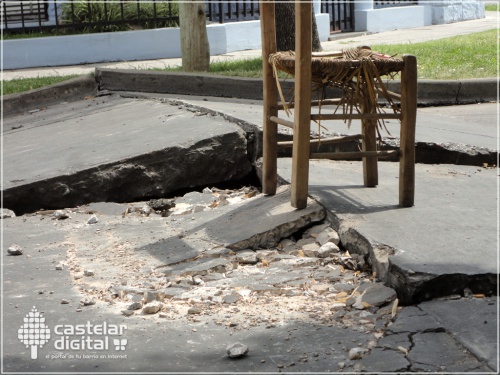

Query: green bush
[61,0,179,33]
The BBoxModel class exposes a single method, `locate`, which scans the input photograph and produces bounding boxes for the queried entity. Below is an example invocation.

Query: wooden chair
[259,0,417,209]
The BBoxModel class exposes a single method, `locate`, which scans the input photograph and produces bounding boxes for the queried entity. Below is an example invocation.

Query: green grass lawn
[371,29,498,80]
[2,75,80,95]
[485,3,499,11]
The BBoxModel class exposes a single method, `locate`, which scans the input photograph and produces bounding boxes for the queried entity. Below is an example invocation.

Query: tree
[275,0,322,52]
[179,1,210,72]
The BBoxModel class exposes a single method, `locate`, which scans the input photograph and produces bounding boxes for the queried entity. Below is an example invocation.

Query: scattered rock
[127,302,142,311]
[140,205,153,215]
[148,198,175,211]
[143,291,160,303]
[188,307,202,315]
[81,298,96,306]
[353,284,397,309]
[235,250,258,264]
[349,347,368,360]
[223,293,241,304]
[87,215,99,224]
[7,244,23,256]
[226,342,249,358]
[0,208,16,219]
[55,264,64,271]
[84,269,95,277]
[304,223,330,238]
[317,242,340,258]
[142,301,163,314]
[121,310,134,317]
[60,299,69,304]
[53,210,70,220]
[192,276,205,285]
[301,242,321,257]
[316,227,340,246]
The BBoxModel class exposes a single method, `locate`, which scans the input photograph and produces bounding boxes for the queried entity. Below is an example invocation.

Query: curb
[96,68,498,106]
[3,75,98,117]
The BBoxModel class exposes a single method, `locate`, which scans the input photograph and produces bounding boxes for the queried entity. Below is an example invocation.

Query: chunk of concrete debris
[81,298,96,306]
[142,301,163,314]
[317,242,340,258]
[148,198,175,211]
[87,215,99,224]
[170,203,193,216]
[143,291,160,304]
[301,242,321,257]
[187,307,202,315]
[316,227,340,246]
[304,223,330,238]
[349,347,368,360]
[53,210,70,220]
[7,244,23,256]
[226,342,249,359]
[140,205,153,215]
[223,293,241,304]
[127,302,142,311]
[235,250,258,264]
[84,269,95,277]
[121,310,134,317]
[0,208,16,219]
[353,284,397,310]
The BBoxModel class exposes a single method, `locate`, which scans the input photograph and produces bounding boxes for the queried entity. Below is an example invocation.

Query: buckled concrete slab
[277,158,497,305]
[3,95,252,214]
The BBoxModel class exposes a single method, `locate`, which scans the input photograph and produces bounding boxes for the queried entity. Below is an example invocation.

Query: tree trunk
[275,0,322,52]
[179,1,210,72]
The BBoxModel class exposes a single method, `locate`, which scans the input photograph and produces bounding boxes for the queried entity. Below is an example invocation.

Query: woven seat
[269,48,405,86]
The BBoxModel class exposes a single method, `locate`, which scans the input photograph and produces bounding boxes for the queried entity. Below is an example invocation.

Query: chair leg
[260,1,278,195]
[290,2,312,209]
[399,55,418,207]
[362,103,378,187]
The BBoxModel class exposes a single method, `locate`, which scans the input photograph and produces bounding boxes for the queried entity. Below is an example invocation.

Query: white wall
[355,0,485,32]
[355,5,429,33]
[2,13,330,70]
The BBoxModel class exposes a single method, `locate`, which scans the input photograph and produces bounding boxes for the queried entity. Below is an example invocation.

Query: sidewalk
[2,11,498,81]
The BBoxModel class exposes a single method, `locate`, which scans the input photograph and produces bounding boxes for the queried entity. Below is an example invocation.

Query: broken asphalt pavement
[1,83,498,372]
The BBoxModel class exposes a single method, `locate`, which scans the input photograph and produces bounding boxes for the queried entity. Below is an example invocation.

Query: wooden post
[399,54,418,207]
[291,2,312,209]
[361,94,378,187]
[179,1,210,72]
[260,0,278,195]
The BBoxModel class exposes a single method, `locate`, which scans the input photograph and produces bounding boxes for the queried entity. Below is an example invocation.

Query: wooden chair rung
[311,150,400,159]
[269,115,295,129]
[374,87,401,101]
[278,134,362,148]
[311,113,402,121]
